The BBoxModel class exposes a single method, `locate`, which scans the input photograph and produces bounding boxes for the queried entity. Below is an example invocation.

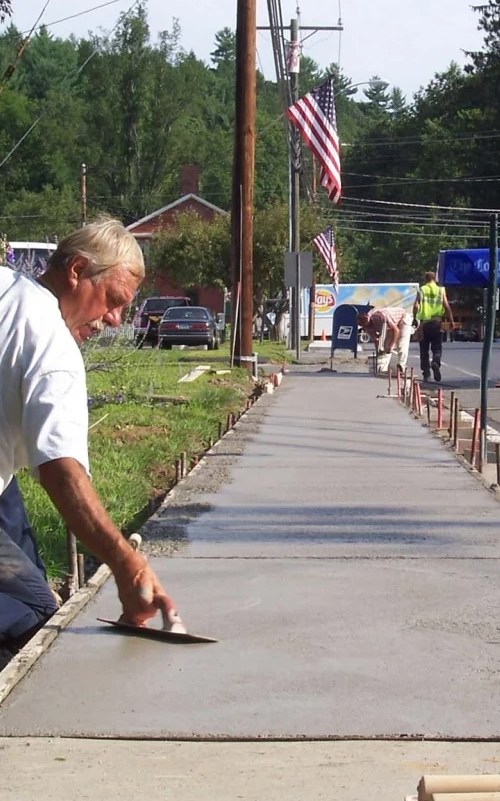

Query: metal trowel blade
[97,617,218,643]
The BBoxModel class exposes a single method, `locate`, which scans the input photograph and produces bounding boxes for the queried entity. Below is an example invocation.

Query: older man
[357,306,413,373]
[0,219,183,665]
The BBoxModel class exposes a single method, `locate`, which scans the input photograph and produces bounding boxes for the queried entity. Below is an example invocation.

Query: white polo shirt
[0,268,89,495]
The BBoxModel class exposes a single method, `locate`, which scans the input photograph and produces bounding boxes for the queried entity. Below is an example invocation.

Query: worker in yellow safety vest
[412,271,454,383]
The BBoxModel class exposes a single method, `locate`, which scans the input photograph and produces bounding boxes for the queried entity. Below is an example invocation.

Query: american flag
[286,77,341,204]
[313,226,339,292]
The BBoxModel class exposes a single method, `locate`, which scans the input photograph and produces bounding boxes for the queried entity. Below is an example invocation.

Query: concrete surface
[3,739,500,801]
[2,367,500,799]
[1,371,500,741]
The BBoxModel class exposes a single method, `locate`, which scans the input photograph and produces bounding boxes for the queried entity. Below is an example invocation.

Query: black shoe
[431,361,441,382]
[423,372,431,382]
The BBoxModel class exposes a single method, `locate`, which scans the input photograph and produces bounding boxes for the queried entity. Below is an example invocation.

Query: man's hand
[114,552,181,628]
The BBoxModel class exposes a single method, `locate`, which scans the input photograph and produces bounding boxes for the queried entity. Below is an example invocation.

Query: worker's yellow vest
[418,282,445,321]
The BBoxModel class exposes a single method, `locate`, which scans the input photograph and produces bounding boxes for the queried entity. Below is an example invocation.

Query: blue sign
[331,304,360,357]
[437,249,500,287]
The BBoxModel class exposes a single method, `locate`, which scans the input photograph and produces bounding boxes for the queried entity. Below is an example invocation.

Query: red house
[126,165,227,313]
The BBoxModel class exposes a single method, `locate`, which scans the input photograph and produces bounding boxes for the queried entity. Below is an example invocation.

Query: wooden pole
[418,774,500,801]
[231,0,256,372]
[448,391,455,438]
[470,408,480,466]
[80,162,87,228]
[66,527,78,597]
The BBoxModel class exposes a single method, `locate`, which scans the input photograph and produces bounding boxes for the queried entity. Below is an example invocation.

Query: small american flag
[313,226,339,292]
[286,77,341,204]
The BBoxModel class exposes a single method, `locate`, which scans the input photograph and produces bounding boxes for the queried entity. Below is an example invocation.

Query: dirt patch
[106,424,169,445]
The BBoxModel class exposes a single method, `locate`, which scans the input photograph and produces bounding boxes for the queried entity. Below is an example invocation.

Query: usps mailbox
[331,303,372,358]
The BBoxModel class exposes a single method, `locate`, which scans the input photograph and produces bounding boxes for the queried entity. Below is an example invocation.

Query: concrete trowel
[98,533,217,644]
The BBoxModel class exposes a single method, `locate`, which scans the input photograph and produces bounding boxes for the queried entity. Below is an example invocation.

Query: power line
[0,0,141,171]
[335,224,483,239]
[20,0,123,35]
[341,130,500,148]
[341,195,500,214]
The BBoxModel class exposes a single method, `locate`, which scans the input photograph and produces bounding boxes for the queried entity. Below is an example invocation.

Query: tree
[0,1,11,24]
[210,28,236,67]
[363,75,390,109]
[150,211,230,290]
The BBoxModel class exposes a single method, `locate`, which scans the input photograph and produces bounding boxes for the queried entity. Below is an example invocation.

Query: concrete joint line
[0,379,284,706]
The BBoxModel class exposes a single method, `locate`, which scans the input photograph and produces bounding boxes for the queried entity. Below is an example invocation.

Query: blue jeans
[0,478,58,643]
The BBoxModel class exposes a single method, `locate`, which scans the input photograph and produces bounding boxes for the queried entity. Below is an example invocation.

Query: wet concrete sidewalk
[1,369,500,741]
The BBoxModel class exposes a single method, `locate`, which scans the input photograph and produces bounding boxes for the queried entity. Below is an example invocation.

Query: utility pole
[80,162,87,227]
[257,17,343,351]
[231,0,257,372]
[288,18,301,355]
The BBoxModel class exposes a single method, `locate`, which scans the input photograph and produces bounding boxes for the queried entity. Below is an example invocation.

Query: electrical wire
[341,130,500,148]
[341,195,500,214]
[0,0,141,171]
[335,224,485,239]
[0,0,50,95]
[337,0,342,66]
[20,0,124,35]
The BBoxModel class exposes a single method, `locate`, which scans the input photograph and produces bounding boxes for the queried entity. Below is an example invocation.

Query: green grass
[17,343,265,578]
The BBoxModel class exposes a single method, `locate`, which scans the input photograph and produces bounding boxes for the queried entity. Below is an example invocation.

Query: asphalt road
[405,340,500,429]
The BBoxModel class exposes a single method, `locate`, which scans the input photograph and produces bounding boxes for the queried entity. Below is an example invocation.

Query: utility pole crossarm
[257,25,343,31]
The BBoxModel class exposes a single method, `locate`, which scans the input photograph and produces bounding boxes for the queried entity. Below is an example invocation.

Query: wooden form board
[417,775,500,801]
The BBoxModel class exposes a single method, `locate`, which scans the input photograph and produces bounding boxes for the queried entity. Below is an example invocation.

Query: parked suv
[133,296,191,347]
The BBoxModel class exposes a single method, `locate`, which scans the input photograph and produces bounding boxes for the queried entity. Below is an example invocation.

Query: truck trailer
[302,282,419,339]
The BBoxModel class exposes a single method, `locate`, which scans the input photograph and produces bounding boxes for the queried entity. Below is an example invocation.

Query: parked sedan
[158,306,220,350]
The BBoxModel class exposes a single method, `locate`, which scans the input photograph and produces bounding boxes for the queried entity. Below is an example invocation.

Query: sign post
[284,252,313,361]
[480,214,498,470]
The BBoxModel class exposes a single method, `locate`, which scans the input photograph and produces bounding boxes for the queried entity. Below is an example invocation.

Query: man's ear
[66,256,89,290]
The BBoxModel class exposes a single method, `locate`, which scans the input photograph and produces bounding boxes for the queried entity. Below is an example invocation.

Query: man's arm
[385,319,400,352]
[442,289,454,326]
[38,457,179,627]
[412,293,421,325]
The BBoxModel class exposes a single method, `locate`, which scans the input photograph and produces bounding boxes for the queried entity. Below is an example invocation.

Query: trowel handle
[128,533,142,551]
[161,608,187,635]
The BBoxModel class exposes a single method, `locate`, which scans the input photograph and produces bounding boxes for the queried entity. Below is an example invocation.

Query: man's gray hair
[47,218,145,281]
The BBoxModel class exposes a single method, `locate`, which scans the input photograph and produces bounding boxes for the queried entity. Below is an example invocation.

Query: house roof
[126,193,228,231]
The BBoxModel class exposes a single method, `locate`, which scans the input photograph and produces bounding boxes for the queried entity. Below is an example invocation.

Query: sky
[7,0,486,100]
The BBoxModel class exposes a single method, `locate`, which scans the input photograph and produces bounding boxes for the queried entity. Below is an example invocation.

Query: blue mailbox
[331,303,371,357]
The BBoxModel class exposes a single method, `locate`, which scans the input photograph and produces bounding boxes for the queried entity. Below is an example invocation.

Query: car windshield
[143,298,187,313]
[163,308,209,321]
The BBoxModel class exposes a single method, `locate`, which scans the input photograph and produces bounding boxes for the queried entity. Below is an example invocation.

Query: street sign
[438,249,500,287]
[284,252,313,288]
